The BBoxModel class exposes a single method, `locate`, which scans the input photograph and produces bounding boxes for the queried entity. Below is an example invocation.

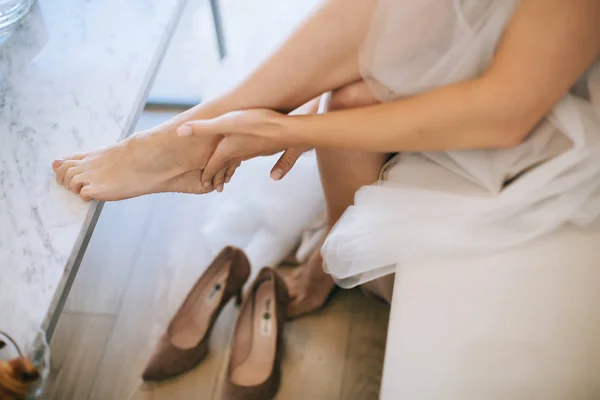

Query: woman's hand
[201,133,288,191]
[270,81,380,179]
[177,80,380,189]
[267,96,322,181]
[177,109,287,190]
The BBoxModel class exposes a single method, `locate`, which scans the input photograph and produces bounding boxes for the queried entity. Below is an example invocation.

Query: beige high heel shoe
[142,246,250,381]
[222,267,290,400]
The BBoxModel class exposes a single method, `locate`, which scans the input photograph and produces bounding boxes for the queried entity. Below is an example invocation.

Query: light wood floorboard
[340,292,390,400]
[65,196,156,315]
[45,313,113,400]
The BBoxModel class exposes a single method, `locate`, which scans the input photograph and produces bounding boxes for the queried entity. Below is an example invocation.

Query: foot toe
[63,166,82,189]
[290,268,304,280]
[281,276,298,296]
[287,296,323,320]
[287,300,303,319]
[79,185,95,201]
[52,159,63,172]
[287,286,299,299]
[53,153,86,172]
[56,160,80,184]
[287,297,315,320]
[69,174,89,194]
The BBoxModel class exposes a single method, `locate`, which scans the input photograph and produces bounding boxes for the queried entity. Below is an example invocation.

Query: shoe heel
[235,290,243,306]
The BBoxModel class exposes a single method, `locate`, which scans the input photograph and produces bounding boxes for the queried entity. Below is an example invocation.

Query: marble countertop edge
[40,0,188,340]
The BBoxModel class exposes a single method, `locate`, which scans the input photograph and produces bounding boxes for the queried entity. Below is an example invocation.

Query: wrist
[264,112,302,149]
[148,98,232,134]
[259,109,285,137]
[242,109,286,142]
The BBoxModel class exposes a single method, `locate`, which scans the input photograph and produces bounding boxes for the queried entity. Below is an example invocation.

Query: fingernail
[203,181,211,188]
[216,184,224,192]
[270,168,283,181]
[177,125,192,137]
[225,176,231,184]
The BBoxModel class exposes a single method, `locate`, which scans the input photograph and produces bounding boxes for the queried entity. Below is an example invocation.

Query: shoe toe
[141,335,209,381]
[141,362,163,382]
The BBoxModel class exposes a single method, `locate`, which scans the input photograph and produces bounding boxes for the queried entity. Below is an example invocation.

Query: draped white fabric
[322,0,600,287]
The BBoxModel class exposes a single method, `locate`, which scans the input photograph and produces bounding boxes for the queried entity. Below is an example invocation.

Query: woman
[53,0,600,391]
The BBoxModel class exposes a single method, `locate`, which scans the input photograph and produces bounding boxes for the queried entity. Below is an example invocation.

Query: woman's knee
[329,80,379,111]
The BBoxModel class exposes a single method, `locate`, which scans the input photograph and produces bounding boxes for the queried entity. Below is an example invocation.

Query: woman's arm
[181,0,600,183]
[255,0,600,152]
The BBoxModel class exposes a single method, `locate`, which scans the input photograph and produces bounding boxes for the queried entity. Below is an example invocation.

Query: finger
[63,166,82,188]
[224,162,240,184]
[176,120,206,137]
[213,168,227,193]
[270,148,304,181]
[56,160,79,185]
[176,116,229,138]
[201,148,228,188]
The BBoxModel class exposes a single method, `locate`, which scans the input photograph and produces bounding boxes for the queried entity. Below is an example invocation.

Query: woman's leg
[53,0,377,201]
[285,147,389,318]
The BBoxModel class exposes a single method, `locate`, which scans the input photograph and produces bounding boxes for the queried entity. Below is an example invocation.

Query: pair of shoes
[142,247,289,400]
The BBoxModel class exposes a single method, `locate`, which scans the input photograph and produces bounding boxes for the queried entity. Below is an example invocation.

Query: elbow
[472,95,536,149]
[491,125,530,149]
[470,76,543,149]
[468,115,532,149]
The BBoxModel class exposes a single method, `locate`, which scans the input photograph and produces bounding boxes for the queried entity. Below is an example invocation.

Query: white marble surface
[0,0,185,346]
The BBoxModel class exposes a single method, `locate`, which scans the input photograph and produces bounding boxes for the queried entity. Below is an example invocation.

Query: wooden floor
[45,113,390,400]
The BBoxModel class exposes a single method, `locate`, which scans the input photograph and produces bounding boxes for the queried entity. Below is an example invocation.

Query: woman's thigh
[382,219,600,399]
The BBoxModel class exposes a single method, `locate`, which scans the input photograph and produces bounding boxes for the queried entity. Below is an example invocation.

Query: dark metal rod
[210,0,227,59]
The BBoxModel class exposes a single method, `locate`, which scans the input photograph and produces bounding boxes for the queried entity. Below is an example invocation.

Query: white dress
[322,0,600,287]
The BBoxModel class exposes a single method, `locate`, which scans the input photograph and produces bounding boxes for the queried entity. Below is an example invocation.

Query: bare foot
[283,245,336,319]
[52,126,222,201]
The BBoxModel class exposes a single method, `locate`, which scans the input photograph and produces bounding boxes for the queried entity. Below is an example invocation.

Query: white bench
[380,219,600,399]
